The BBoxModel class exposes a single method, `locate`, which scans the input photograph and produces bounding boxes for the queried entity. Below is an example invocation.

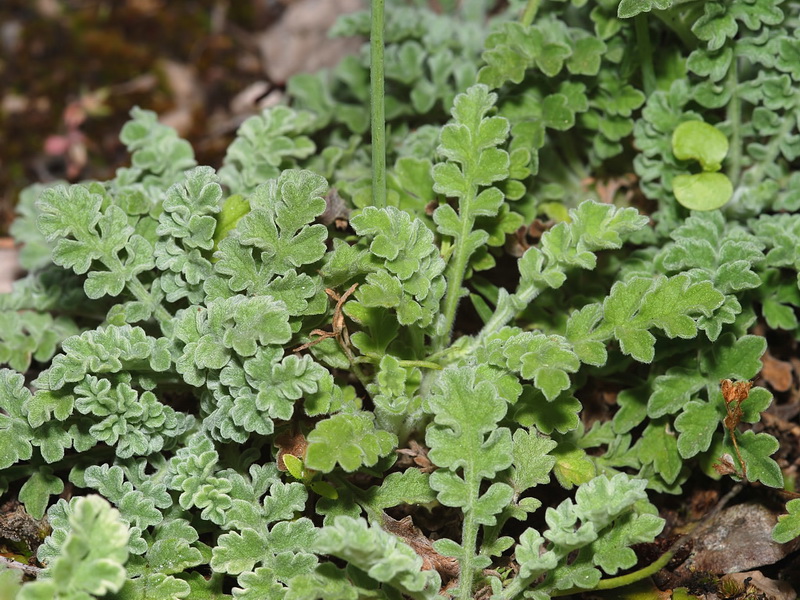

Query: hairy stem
[127,278,173,334]
[725,56,742,187]
[634,14,656,97]
[397,359,443,370]
[370,0,386,208]
[521,0,541,27]
[473,282,543,349]
[651,2,701,50]
[437,185,478,350]
[457,476,481,600]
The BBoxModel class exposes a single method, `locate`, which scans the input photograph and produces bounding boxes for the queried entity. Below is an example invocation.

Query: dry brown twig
[713,379,752,481]
[293,283,358,360]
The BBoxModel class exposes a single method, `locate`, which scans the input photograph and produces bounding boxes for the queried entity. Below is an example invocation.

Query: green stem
[345,349,372,396]
[127,278,173,334]
[551,549,674,596]
[436,185,478,350]
[634,14,656,97]
[521,0,541,27]
[397,359,443,370]
[458,483,481,600]
[725,55,742,187]
[370,0,386,208]
[474,280,542,348]
[650,2,702,50]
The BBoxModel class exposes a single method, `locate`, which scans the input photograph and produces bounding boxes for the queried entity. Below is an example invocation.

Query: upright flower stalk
[370,0,387,208]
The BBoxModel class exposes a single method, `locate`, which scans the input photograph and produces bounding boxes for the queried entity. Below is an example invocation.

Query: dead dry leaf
[761,352,794,392]
[0,244,20,294]
[381,513,459,580]
[723,571,796,600]
[257,0,363,83]
[274,429,309,471]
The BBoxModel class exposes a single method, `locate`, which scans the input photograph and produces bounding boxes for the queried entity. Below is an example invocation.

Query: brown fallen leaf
[722,570,796,600]
[257,0,363,84]
[381,513,459,580]
[761,352,794,393]
[396,439,434,473]
[0,244,20,294]
[274,429,308,471]
[318,188,351,228]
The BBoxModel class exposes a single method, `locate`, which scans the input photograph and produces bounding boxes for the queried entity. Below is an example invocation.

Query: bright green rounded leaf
[673,172,733,211]
[672,120,729,171]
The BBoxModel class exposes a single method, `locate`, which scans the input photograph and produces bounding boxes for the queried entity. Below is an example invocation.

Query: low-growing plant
[2,0,800,598]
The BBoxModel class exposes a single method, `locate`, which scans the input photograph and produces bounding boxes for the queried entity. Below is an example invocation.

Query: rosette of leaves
[171,292,339,447]
[28,115,226,333]
[652,210,765,340]
[349,205,446,329]
[206,169,330,323]
[18,324,187,466]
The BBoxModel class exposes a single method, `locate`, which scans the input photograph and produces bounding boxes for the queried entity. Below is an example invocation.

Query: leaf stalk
[521,0,541,27]
[634,14,656,97]
[437,184,479,350]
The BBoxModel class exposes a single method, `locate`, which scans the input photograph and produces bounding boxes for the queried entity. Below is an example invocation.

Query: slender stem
[521,0,541,27]
[127,278,173,333]
[551,550,674,596]
[457,479,481,600]
[728,428,748,482]
[397,359,443,370]
[473,281,541,350]
[370,0,386,208]
[338,338,373,397]
[650,3,701,50]
[634,14,656,97]
[436,185,478,350]
[725,56,742,186]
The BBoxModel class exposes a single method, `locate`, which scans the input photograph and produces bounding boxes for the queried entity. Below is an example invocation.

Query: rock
[684,502,800,574]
